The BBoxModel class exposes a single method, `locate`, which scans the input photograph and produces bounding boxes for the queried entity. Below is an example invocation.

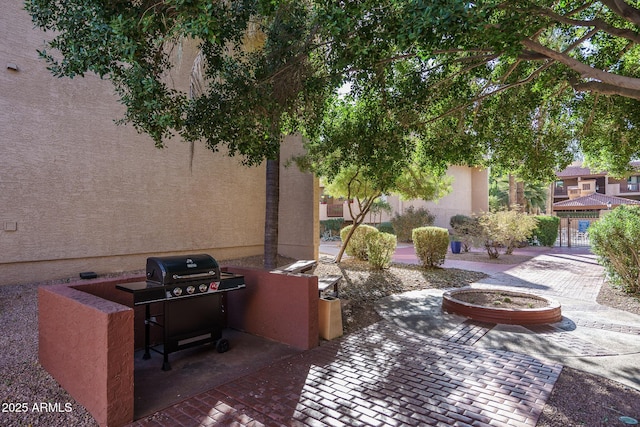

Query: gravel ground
[1,253,639,427]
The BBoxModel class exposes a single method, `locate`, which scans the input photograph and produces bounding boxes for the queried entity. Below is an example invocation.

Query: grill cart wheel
[216,339,230,353]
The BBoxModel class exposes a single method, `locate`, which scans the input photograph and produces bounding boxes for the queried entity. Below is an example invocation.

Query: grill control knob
[173,287,183,297]
[199,284,208,293]
[187,285,195,294]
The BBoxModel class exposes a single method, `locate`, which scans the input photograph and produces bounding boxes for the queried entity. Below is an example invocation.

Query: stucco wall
[411,166,489,228]
[0,4,315,285]
[322,165,489,229]
[279,136,319,260]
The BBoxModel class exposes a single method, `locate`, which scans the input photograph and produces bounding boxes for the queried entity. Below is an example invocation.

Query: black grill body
[116,254,245,370]
[146,254,221,286]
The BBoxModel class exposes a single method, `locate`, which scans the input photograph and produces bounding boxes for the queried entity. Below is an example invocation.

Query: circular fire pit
[442,288,561,325]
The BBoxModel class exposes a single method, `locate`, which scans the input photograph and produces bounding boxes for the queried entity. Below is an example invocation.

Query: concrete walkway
[128,246,640,426]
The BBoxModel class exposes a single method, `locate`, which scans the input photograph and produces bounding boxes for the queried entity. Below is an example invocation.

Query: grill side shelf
[116,282,165,306]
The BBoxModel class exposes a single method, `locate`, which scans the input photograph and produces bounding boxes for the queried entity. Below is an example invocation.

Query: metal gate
[557,215,597,247]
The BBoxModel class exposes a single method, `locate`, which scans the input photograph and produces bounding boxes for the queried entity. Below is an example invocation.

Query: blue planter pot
[450,241,462,254]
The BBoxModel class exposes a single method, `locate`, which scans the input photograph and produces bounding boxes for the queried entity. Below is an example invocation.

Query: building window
[582,183,591,190]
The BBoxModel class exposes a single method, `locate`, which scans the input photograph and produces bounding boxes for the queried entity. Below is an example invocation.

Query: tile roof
[556,165,605,178]
[556,161,640,178]
[553,193,640,210]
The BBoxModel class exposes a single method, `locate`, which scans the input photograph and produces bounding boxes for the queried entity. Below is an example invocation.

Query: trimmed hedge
[340,224,379,260]
[534,216,559,247]
[391,206,435,242]
[366,232,397,269]
[412,226,449,268]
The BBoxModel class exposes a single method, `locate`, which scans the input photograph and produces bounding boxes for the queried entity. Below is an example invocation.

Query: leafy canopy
[302,90,451,204]
[26,0,640,179]
[26,0,335,164]
[315,0,640,179]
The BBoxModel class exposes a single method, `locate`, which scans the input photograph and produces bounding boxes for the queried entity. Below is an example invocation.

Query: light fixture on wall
[606,201,612,210]
[7,63,19,71]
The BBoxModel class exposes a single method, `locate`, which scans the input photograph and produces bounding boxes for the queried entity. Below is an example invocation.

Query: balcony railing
[554,186,568,196]
[621,182,640,193]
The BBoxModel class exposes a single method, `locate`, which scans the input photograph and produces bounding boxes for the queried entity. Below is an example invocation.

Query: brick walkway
[131,322,561,427]
[474,251,605,302]
[132,248,639,427]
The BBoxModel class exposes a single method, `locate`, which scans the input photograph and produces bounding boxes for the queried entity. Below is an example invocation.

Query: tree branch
[600,0,640,27]
[521,38,640,91]
[535,5,640,44]
[571,79,640,100]
[426,60,555,124]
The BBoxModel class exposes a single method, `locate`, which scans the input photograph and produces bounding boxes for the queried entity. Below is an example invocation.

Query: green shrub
[412,226,449,268]
[590,206,640,294]
[449,214,479,252]
[449,214,471,229]
[340,224,379,260]
[376,222,395,235]
[391,206,435,242]
[479,210,538,258]
[366,232,397,269]
[534,216,559,247]
[320,218,344,239]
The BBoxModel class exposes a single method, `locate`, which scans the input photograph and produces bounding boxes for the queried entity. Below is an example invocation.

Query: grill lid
[146,254,221,285]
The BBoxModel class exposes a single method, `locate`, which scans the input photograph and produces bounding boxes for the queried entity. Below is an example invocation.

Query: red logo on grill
[210,282,219,290]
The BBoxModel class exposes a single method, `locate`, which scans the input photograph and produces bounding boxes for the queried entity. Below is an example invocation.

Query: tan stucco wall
[404,166,488,228]
[1,3,315,285]
[279,136,319,260]
[321,166,489,229]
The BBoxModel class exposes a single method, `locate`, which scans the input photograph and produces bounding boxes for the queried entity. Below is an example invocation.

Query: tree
[300,92,451,262]
[369,199,392,227]
[490,174,548,213]
[27,0,640,268]
[478,210,539,258]
[317,1,640,179]
[26,0,335,268]
[590,205,640,294]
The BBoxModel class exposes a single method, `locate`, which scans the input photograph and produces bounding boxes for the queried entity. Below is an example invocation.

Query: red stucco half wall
[224,267,319,350]
[38,283,134,427]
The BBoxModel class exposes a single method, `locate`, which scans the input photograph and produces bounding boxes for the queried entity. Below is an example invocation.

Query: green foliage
[339,224,378,261]
[300,89,450,262]
[479,210,539,258]
[391,207,435,243]
[370,199,392,225]
[489,174,549,214]
[376,222,395,235]
[366,232,397,270]
[450,214,480,252]
[315,1,640,181]
[26,0,333,165]
[320,218,344,239]
[450,214,471,229]
[534,216,560,247]
[412,227,449,268]
[26,0,640,181]
[590,206,640,294]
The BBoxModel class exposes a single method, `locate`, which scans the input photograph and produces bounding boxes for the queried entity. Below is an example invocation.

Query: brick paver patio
[130,322,561,427]
[130,247,640,427]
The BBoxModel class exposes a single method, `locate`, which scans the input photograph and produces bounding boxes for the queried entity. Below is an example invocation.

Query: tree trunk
[334,194,379,263]
[508,174,516,210]
[516,181,525,211]
[263,155,280,269]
